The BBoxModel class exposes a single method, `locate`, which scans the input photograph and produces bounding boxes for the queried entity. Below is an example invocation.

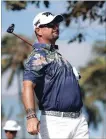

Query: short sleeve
[23,50,48,84]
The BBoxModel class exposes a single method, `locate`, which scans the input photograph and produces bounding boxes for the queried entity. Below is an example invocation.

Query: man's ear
[35,28,42,36]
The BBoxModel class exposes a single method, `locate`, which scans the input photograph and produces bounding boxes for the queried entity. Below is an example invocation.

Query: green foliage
[1,34,33,138]
[63,1,106,42]
[4,1,50,11]
[85,104,102,128]
[63,1,106,25]
[1,34,33,88]
[4,1,27,11]
[1,105,5,120]
[93,41,106,56]
[79,41,106,127]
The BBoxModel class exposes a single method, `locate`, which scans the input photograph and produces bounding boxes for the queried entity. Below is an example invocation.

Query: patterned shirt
[23,43,83,112]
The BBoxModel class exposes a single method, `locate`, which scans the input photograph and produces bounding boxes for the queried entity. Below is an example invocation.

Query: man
[3,120,21,139]
[22,11,89,138]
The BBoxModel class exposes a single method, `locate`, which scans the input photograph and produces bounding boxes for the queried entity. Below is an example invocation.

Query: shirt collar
[33,43,58,51]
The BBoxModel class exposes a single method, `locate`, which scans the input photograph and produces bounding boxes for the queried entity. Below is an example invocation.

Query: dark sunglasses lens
[47,24,55,28]
[5,130,17,134]
[40,23,56,28]
[11,131,17,134]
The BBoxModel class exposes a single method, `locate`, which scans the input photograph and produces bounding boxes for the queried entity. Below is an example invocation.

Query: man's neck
[37,38,56,45]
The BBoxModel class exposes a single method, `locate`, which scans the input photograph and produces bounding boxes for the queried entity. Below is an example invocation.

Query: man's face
[36,21,60,42]
[5,130,17,139]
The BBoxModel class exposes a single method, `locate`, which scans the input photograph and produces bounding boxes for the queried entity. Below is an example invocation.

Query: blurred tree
[1,105,5,121]
[1,34,32,85]
[1,105,6,127]
[1,34,33,138]
[3,1,106,42]
[79,41,106,128]
[4,1,50,10]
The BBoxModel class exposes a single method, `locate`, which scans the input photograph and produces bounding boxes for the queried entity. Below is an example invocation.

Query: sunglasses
[5,130,17,134]
[39,22,59,28]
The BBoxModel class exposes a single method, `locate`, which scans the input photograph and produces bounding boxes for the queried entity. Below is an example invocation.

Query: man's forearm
[22,81,36,116]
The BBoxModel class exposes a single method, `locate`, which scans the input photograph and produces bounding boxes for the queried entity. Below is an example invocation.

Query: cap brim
[3,126,21,131]
[53,15,64,23]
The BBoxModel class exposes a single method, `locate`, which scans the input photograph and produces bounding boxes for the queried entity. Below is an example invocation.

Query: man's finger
[37,121,40,132]
[27,129,38,135]
[27,126,38,135]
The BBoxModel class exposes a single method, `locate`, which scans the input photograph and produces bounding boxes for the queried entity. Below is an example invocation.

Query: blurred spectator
[3,120,21,139]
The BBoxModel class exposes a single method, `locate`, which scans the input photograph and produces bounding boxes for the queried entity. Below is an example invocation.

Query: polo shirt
[23,43,83,112]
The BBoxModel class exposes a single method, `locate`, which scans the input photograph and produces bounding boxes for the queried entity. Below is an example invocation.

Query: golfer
[22,11,89,138]
[3,120,21,139]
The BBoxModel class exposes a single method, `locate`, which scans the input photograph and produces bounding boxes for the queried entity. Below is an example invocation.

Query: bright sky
[1,1,106,138]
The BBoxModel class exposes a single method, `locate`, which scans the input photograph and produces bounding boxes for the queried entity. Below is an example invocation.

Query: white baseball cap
[3,120,21,131]
[33,11,63,30]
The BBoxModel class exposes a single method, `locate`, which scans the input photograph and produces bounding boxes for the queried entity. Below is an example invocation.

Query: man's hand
[27,117,40,135]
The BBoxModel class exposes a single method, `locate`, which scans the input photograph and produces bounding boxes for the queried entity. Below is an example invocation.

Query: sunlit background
[1,1,106,139]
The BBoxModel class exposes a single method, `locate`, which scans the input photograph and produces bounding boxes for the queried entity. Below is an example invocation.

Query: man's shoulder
[27,48,47,61]
[24,48,49,71]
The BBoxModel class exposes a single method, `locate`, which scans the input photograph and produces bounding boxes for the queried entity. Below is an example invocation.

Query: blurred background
[1,1,106,139]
